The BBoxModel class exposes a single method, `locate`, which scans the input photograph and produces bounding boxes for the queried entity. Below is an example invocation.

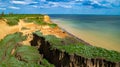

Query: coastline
[59,26,92,46]
[51,19,92,46]
[51,19,120,52]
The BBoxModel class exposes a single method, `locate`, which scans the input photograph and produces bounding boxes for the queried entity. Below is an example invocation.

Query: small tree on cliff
[9,12,13,16]
[1,11,4,16]
[0,11,4,18]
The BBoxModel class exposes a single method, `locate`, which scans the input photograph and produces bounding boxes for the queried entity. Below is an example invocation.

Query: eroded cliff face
[44,15,51,23]
[31,34,120,67]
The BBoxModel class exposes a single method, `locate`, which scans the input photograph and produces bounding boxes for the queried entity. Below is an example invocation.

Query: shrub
[5,17,19,26]
[48,23,57,28]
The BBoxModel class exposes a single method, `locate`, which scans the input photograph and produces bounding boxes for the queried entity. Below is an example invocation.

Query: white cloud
[61,5,72,8]
[0,8,6,10]
[48,2,72,8]
[92,0,101,5]
[10,1,29,5]
[40,0,46,2]
[32,5,38,8]
[10,0,39,5]
[9,6,20,9]
[48,2,59,7]
[32,5,50,8]
[91,0,120,6]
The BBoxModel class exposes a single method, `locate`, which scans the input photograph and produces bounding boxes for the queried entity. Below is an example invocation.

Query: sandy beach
[52,19,120,52]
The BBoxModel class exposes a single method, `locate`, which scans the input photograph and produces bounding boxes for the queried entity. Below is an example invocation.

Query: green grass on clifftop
[1,14,57,29]
[34,31,120,62]
[2,14,44,26]
[5,17,19,26]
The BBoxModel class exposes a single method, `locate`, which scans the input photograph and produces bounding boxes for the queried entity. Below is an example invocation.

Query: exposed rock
[44,15,51,23]
[31,33,120,67]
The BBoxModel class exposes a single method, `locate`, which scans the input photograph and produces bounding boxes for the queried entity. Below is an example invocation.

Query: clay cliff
[30,33,120,67]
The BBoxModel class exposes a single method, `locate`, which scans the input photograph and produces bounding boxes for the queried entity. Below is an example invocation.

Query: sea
[49,14,120,52]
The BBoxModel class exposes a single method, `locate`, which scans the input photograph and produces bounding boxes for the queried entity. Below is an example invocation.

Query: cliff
[0,14,120,67]
[44,15,51,23]
[30,33,120,67]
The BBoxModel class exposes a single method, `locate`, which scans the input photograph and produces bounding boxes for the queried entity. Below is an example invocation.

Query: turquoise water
[49,14,120,52]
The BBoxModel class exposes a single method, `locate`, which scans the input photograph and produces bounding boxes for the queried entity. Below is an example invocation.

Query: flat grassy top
[1,14,44,26]
[24,17,46,25]
[24,16,58,28]
[34,31,120,62]
[1,14,57,28]
[0,32,54,67]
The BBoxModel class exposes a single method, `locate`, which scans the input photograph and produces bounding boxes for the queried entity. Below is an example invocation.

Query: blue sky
[0,0,120,15]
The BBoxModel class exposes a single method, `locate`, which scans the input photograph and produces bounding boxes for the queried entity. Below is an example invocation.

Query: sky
[0,0,120,15]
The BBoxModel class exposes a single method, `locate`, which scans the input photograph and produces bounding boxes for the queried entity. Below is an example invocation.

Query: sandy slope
[0,18,67,46]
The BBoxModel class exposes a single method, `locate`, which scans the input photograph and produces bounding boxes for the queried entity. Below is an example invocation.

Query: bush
[48,23,57,28]
[5,17,19,26]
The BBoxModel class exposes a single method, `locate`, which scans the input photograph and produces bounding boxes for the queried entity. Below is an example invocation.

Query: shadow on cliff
[30,33,120,67]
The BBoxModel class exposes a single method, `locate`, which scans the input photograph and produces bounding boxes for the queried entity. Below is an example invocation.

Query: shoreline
[52,20,92,46]
[51,19,120,52]
[60,27,92,46]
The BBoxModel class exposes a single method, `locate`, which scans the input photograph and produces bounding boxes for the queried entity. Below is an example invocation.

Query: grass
[0,32,54,67]
[2,14,44,26]
[3,14,44,19]
[24,17,44,23]
[2,14,58,29]
[15,45,41,63]
[34,31,120,62]
[48,23,57,28]
[53,44,120,62]
[4,17,19,26]
[41,59,55,67]
[23,15,58,28]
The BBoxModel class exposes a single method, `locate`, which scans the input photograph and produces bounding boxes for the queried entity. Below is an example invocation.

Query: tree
[9,12,13,16]
[0,11,4,16]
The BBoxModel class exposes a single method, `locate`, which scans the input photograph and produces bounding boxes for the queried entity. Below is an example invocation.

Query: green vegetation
[0,11,5,16]
[24,17,45,25]
[34,30,82,46]
[21,27,29,30]
[0,32,26,62]
[48,23,57,28]
[24,17,57,28]
[3,14,44,19]
[41,59,55,67]
[1,14,119,66]
[34,31,120,62]
[1,14,58,28]
[1,14,44,26]
[53,44,120,62]
[5,17,19,26]
[15,46,41,63]
[0,32,54,67]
